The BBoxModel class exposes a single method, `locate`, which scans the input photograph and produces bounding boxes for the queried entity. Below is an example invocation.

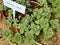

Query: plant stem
[30,1,41,6]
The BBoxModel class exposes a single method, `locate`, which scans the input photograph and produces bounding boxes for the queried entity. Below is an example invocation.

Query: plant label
[3,0,26,14]
[13,10,15,18]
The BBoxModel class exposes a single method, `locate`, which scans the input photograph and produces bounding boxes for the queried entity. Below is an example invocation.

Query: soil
[0,0,2,5]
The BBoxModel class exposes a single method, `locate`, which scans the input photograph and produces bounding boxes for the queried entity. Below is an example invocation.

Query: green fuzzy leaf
[25,31,35,44]
[13,33,23,44]
[55,13,60,18]
[6,9,13,27]
[30,22,41,35]
[43,27,54,39]
[35,20,40,25]
[50,19,60,29]
[2,28,12,39]
[39,18,49,28]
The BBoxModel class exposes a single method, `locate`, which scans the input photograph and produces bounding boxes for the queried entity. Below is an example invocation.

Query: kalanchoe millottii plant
[2,0,60,45]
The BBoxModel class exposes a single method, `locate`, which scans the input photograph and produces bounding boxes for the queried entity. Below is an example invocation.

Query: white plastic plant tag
[3,0,26,14]
[13,10,15,19]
